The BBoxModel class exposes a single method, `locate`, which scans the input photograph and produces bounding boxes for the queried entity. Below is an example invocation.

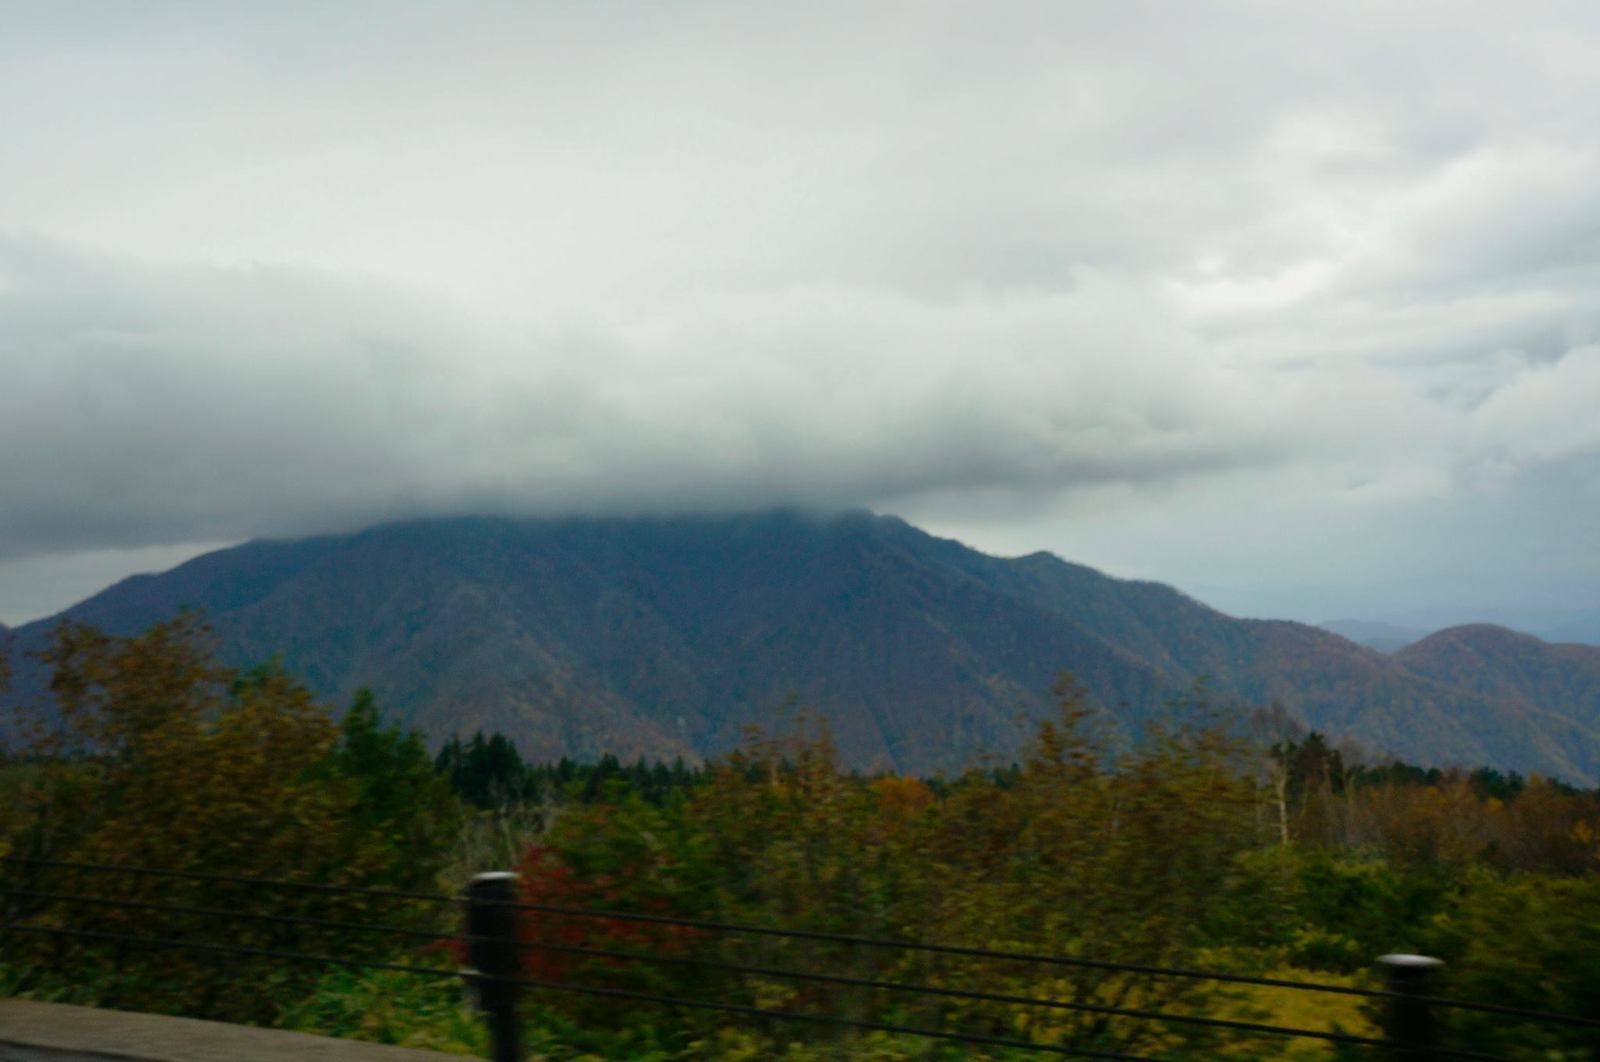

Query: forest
[2,616,1597,1060]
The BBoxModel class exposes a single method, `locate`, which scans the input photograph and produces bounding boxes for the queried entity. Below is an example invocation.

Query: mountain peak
[1405,623,1545,652]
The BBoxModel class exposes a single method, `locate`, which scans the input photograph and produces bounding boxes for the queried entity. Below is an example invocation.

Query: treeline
[1274,729,1544,801]
[1264,730,1600,876]
[433,719,1600,880]
[433,732,706,809]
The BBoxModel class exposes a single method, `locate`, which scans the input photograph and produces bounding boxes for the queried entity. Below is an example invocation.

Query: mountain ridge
[5,510,1597,783]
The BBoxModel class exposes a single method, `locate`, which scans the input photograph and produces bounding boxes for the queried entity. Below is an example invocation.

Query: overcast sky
[2,1,1598,632]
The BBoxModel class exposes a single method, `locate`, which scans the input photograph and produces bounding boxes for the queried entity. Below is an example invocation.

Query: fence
[2,856,1596,1061]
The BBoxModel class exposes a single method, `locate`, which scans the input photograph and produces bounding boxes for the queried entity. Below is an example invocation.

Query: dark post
[1378,954,1443,1060]
[465,871,521,1062]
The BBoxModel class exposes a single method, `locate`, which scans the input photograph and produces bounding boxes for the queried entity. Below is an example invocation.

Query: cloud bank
[1,2,1598,625]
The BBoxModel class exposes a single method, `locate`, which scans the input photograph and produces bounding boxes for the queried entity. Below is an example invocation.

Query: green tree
[320,688,461,891]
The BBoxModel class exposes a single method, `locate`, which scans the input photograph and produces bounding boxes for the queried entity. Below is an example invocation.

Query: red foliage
[513,845,704,981]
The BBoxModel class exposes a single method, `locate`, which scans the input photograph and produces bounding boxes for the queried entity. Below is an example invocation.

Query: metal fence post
[465,871,521,1062]
[1378,953,1443,1060]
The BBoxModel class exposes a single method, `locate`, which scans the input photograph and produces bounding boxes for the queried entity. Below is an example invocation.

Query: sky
[2,1,1598,634]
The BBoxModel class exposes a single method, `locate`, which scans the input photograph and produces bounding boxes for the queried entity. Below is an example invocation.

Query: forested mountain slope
[1395,625,1600,731]
[6,511,1597,782]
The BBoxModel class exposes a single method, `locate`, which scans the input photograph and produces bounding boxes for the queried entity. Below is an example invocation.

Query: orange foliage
[870,775,934,817]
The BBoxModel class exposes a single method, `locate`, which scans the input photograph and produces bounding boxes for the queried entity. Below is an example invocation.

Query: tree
[0,616,459,1022]
[320,688,460,890]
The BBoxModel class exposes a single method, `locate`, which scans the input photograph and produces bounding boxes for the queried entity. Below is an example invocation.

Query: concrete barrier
[0,1000,456,1061]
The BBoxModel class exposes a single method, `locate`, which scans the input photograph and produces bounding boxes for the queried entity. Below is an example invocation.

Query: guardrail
[4,857,1596,1061]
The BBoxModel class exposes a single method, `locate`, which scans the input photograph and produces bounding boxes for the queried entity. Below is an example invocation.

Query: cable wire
[0,887,454,945]
[507,971,1168,1062]
[0,920,1156,1060]
[7,858,1589,1037]
[1420,994,1600,1030]
[0,919,1510,1061]
[0,856,458,906]
[511,934,1397,1049]
[0,921,458,981]
[0,886,1393,1047]
[3,857,1386,998]
[504,898,1399,999]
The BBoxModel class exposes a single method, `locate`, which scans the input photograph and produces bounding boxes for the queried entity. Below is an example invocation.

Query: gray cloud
[0,240,1308,557]
[1,2,1599,626]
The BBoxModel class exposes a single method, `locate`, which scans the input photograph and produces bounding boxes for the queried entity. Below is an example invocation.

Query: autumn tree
[0,616,460,1022]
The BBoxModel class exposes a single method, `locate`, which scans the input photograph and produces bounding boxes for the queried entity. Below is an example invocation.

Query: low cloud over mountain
[3,4,1599,626]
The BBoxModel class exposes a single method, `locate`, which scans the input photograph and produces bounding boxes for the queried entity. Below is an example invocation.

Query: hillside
[5,511,1598,782]
[1394,625,1600,732]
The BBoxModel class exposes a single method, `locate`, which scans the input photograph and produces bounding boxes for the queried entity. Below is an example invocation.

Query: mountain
[5,511,1599,783]
[1354,608,1600,649]
[1318,619,1429,653]
[1394,625,1600,733]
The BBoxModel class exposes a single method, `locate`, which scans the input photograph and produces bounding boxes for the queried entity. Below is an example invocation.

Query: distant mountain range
[5,511,1599,783]
[1317,619,1430,653]
[1320,614,1600,653]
